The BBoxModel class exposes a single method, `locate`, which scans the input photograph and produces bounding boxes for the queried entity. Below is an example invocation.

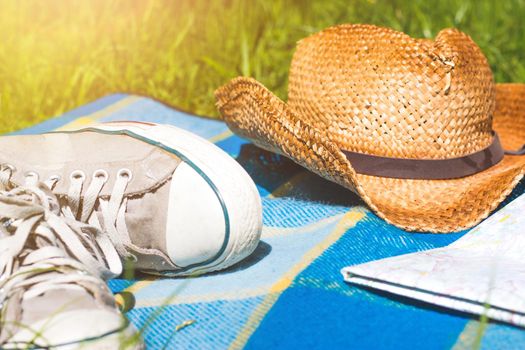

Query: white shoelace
[0,163,129,341]
[61,167,134,259]
[1,164,136,260]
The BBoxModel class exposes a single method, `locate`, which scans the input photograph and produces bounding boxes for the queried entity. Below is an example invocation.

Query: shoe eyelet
[127,253,138,262]
[70,170,86,182]
[24,171,39,180]
[93,169,109,182]
[117,168,133,182]
[2,219,13,228]
[45,175,61,190]
[49,174,61,182]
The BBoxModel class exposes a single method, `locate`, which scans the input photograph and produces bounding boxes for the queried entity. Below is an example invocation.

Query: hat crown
[287,24,495,159]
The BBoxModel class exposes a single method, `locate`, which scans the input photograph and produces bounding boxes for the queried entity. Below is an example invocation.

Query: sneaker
[0,175,143,349]
[0,122,262,276]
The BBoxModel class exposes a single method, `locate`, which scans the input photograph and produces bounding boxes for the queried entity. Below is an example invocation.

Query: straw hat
[215,24,525,233]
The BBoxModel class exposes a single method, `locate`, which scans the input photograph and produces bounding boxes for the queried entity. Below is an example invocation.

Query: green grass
[0,0,523,134]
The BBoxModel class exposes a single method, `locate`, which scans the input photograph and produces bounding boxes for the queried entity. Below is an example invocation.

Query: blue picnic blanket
[15,94,525,349]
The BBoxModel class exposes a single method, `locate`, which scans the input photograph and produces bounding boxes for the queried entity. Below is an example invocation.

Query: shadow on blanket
[236,144,362,207]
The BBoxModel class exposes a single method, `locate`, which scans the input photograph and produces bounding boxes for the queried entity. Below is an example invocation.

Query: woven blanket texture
[14,94,525,350]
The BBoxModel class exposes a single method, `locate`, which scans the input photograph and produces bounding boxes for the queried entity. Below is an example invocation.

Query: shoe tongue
[0,131,180,197]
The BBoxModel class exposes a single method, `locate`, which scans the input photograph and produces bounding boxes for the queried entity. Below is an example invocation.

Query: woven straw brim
[215,78,525,233]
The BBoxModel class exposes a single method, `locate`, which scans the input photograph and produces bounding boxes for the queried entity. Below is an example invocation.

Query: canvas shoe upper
[0,173,142,349]
[0,122,262,276]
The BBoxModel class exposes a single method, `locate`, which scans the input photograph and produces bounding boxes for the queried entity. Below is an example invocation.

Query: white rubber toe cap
[166,162,226,267]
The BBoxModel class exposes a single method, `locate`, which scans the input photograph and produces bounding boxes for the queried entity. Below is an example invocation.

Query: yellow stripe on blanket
[230,209,365,350]
[56,96,142,131]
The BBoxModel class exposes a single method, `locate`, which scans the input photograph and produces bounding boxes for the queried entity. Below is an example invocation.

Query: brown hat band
[342,133,522,180]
